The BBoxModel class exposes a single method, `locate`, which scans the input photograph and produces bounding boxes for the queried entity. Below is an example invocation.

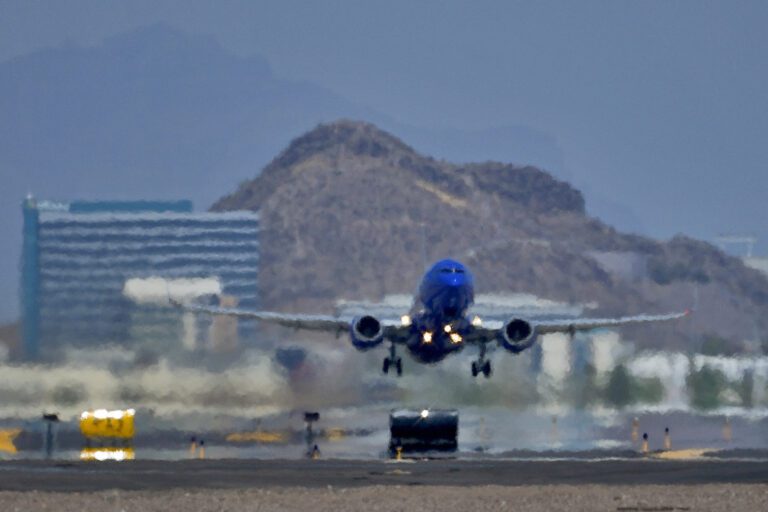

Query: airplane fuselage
[404,259,475,364]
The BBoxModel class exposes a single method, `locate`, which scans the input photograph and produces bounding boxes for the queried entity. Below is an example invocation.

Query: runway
[0,458,766,492]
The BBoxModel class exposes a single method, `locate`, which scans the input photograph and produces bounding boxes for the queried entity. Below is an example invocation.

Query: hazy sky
[1,0,766,319]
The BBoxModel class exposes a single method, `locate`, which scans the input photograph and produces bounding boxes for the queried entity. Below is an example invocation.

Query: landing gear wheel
[482,360,492,378]
[471,361,479,377]
[383,343,400,377]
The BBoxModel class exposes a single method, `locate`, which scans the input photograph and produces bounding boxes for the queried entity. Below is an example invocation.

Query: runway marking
[651,449,710,461]
[617,507,691,511]
[225,430,287,443]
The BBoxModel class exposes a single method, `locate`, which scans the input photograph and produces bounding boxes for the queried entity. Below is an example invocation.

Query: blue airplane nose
[441,273,465,287]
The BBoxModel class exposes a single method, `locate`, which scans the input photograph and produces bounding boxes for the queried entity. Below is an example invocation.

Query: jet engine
[498,318,537,353]
[350,315,384,350]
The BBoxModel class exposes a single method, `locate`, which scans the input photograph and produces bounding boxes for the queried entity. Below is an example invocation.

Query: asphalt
[0,458,767,492]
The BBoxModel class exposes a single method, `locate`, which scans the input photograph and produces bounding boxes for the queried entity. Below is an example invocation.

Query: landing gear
[383,343,403,377]
[383,357,403,376]
[472,344,492,378]
[471,360,492,378]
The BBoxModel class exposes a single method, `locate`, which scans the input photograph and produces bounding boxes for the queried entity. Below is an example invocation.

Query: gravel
[2,484,766,512]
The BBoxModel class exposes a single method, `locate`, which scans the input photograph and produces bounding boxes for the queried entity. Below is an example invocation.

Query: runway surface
[0,458,767,492]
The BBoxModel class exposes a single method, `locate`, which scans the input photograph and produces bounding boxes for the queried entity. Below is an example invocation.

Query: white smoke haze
[2,331,768,435]
[590,331,626,379]
[628,352,690,408]
[17,282,763,435]
[538,334,571,396]
[123,277,223,304]
[0,348,285,423]
[693,354,768,382]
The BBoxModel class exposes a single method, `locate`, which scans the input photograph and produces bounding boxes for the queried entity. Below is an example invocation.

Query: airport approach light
[443,324,452,333]
[449,333,462,344]
[420,409,430,419]
[422,331,433,343]
[400,315,412,327]
[471,315,482,327]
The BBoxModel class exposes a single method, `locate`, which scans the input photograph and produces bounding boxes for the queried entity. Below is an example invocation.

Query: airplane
[174,259,690,378]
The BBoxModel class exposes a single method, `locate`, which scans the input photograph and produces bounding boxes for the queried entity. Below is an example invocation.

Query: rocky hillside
[213,120,768,351]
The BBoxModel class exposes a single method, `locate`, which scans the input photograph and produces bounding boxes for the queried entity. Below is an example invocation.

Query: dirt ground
[1,484,766,512]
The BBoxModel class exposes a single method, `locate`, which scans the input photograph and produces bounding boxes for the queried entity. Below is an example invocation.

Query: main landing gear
[471,360,492,378]
[383,343,403,377]
[471,344,492,378]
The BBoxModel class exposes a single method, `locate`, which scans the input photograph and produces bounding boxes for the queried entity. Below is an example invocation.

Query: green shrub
[687,366,726,410]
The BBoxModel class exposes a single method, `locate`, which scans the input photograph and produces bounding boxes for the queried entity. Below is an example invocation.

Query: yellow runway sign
[80,409,135,439]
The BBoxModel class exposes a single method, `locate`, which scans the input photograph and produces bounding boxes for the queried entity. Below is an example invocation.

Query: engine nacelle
[498,318,537,353]
[350,315,384,350]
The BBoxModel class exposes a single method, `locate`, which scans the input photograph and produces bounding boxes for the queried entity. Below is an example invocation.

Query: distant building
[20,197,259,359]
[745,257,768,278]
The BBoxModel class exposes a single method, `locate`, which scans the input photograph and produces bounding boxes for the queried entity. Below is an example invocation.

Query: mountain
[213,120,768,351]
[0,24,562,321]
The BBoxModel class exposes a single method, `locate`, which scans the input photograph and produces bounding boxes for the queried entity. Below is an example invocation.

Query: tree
[687,366,726,410]
[633,377,665,404]
[605,364,633,409]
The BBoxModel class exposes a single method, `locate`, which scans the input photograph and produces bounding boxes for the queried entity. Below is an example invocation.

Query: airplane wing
[534,310,692,335]
[171,300,409,338]
[172,300,351,333]
[465,310,691,344]
[174,299,689,345]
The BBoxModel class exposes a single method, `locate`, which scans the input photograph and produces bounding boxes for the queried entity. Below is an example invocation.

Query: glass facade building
[20,197,259,358]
